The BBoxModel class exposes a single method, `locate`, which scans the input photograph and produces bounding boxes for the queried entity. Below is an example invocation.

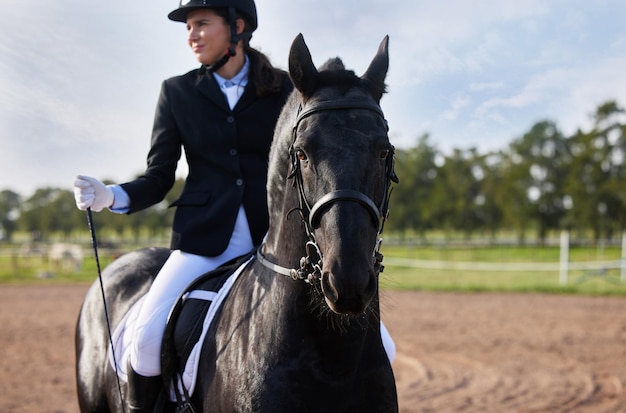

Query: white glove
[73,175,115,212]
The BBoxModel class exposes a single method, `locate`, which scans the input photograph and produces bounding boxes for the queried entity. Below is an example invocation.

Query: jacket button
[227,116,235,123]
[236,179,243,186]
[229,148,237,156]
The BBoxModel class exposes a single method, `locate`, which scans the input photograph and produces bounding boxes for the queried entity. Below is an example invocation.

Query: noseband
[257,98,398,283]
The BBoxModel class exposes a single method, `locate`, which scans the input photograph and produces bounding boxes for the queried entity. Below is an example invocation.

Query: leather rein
[257,98,398,283]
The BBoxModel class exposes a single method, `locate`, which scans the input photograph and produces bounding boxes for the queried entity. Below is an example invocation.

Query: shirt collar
[213,54,250,88]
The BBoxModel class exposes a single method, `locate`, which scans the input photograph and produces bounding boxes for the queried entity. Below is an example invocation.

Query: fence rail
[386,230,626,285]
[384,257,624,272]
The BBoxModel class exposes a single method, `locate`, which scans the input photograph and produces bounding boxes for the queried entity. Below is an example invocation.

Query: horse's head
[264,34,397,316]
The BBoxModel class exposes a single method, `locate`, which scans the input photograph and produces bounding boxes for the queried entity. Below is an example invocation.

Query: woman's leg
[380,321,396,364]
[129,206,253,376]
[129,250,226,375]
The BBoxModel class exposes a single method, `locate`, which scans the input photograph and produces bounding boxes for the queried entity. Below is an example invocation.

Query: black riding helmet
[168,0,257,28]
[168,0,258,72]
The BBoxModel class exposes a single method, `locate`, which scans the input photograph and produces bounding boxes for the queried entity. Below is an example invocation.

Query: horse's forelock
[316,57,387,99]
[315,69,363,97]
[319,57,345,71]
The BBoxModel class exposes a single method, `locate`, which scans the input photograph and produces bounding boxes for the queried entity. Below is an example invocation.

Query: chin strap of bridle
[199,7,253,75]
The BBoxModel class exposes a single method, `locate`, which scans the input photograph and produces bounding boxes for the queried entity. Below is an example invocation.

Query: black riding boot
[126,361,162,413]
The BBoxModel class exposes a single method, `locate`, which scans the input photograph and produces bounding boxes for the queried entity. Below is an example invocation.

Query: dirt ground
[1,284,626,413]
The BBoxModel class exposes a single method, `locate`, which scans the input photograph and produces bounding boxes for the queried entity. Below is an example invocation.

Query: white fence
[384,231,626,285]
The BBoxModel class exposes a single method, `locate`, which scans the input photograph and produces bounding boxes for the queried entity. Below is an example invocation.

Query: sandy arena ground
[1,284,625,412]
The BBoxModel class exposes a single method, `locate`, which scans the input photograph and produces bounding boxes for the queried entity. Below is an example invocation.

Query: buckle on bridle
[293,240,323,283]
[373,237,385,275]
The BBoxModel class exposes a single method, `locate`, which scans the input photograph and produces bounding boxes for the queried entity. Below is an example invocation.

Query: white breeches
[380,321,396,364]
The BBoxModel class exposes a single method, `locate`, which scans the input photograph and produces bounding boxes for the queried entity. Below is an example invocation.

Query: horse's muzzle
[320,261,377,315]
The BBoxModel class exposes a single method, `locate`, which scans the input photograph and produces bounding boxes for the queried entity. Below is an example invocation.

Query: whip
[86,207,126,413]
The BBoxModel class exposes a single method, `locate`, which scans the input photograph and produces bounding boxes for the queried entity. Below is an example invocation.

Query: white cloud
[440,95,472,121]
[1,0,625,195]
[470,82,505,91]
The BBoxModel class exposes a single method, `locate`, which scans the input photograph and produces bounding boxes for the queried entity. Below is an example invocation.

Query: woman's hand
[73,175,114,212]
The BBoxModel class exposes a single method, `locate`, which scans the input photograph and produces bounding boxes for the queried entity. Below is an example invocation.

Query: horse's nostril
[366,270,377,297]
[321,272,339,304]
[321,268,377,315]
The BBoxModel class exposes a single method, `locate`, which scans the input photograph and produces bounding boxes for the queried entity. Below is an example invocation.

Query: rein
[257,98,398,283]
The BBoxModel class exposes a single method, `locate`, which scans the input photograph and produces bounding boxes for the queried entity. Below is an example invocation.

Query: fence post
[559,230,569,285]
[620,231,626,282]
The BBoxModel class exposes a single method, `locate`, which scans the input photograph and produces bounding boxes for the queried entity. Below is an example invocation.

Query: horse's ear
[289,33,318,97]
[362,35,389,102]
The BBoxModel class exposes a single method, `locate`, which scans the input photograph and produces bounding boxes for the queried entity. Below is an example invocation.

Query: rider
[73,0,292,411]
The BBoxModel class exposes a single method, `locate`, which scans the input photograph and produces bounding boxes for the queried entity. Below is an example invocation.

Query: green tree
[0,190,21,241]
[433,148,486,239]
[388,134,439,237]
[474,151,505,239]
[18,187,84,239]
[500,121,570,243]
[565,101,626,240]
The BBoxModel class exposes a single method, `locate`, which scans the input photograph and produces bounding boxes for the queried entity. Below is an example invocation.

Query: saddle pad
[109,256,251,400]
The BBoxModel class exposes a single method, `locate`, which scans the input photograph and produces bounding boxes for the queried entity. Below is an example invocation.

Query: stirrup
[172,370,197,413]
[175,401,197,413]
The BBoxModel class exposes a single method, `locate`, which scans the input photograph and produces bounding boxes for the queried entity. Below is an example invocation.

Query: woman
[74,1,293,411]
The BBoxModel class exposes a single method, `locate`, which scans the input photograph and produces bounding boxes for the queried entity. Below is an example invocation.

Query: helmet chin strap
[201,7,252,74]
[201,46,235,74]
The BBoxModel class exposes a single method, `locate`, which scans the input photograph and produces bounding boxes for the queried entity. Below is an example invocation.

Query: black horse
[76,33,398,412]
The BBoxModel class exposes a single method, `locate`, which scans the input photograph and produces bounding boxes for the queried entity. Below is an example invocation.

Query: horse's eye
[379,149,390,159]
[296,149,308,161]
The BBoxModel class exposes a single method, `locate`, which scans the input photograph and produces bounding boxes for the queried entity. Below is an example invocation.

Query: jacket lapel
[232,80,257,112]
[195,70,230,111]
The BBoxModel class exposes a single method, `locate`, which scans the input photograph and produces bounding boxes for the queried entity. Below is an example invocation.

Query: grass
[378,244,626,295]
[381,243,622,262]
[0,252,116,284]
[380,266,626,295]
[1,241,625,295]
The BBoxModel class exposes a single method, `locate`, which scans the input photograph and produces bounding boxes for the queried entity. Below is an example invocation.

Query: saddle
[160,251,255,408]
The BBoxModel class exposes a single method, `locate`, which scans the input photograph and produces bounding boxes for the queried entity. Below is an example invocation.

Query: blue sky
[1,0,625,196]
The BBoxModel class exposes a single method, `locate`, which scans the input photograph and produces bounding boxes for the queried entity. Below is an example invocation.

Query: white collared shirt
[213,54,250,110]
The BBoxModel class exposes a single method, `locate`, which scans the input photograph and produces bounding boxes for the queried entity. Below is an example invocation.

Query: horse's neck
[262,211,308,271]
[259,267,381,368]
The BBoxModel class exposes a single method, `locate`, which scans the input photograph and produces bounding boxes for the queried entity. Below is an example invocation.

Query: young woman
[75,1,396,410]
[74,1,292,411]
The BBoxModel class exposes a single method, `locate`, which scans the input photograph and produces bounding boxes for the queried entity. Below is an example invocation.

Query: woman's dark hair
[245,46,285,96]
[213,8,285,96]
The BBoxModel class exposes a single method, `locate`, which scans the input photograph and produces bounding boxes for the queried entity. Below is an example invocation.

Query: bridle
[257,97,398,283]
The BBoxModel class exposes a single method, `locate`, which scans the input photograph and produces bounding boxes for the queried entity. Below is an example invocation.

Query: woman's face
[186,9,231,65]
